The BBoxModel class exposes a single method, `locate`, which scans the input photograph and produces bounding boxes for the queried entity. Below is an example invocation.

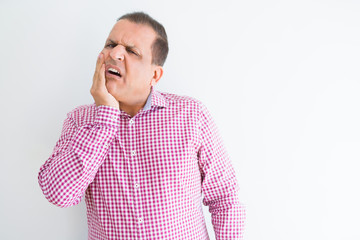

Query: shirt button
[112,116,117,120]
[138,218,143,223]
[129,119,135,125]
[134,183,140,189]
[131,150,136,156]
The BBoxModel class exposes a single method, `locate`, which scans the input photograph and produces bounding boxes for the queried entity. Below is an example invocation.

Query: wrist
[95,100,119,110]
[94,105,121,127]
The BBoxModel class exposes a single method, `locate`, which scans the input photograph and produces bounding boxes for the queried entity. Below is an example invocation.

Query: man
[38,12,246,240]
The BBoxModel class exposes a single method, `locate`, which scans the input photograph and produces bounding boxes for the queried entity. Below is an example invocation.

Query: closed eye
[104,40,141,57]
[105,43,116,48]
[126,48,138,56]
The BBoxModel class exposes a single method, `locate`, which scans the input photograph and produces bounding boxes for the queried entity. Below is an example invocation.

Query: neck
[119,102,144,117]
[119,89,151,117]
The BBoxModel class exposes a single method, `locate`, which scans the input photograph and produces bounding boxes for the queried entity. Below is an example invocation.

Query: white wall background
[1,0,359,239]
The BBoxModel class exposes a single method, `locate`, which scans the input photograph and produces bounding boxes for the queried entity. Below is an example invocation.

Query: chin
[107,88,123,102]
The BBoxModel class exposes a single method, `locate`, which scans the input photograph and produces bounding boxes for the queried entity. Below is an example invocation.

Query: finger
[94,52,104,75]
[98,63,106,85]
[93,63,105,90]
[92,52,104,86]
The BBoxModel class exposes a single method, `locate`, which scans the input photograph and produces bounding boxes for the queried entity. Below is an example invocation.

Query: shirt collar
[143,86,168,111]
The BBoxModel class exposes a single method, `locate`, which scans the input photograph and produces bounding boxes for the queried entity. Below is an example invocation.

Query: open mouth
[108,68,122,78]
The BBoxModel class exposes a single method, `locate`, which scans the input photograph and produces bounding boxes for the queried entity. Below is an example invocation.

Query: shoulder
[158,91,212,118]
[66,103,97,126]
[156,91,205,110]
[156,91,216,132]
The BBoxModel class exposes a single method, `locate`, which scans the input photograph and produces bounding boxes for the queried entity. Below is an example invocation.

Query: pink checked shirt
[38,87,246,240]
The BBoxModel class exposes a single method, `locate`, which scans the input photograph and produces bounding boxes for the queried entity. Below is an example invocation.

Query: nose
[109,45,125,61]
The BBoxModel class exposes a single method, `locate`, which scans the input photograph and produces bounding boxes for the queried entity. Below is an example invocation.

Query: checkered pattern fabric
[38,87,246,239]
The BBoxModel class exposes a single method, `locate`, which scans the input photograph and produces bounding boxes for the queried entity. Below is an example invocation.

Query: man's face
[102,19,159,104]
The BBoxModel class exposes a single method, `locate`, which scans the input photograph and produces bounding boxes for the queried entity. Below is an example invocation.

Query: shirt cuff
[94,105,120,128]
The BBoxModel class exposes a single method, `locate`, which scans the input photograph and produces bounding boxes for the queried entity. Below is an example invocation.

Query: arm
[38,105,120,208]
[38,52,121,208]
[197,103,246,240]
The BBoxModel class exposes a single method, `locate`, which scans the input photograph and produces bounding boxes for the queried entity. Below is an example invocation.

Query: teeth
[108,68,120,74]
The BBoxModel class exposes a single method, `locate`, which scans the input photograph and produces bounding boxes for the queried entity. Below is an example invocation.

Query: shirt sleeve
[38,105,120,208]
[197,103,246,240]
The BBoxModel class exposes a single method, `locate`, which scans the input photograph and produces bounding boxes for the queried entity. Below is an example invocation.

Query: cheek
[102,50,111,60]
[125,60,153,83]
[101,48,114,61]
[135,62,152,76]
[128,62,147,76]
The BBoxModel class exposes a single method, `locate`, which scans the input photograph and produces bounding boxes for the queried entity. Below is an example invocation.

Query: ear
[150,65,163,86]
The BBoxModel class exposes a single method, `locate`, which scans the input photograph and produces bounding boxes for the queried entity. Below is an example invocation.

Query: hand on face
[90,52,120,109]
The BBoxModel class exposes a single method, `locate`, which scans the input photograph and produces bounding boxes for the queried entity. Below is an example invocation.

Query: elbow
[38,174,81,208]
[42,188,82,208]
[204,193,243,215]
[46,192,81,208]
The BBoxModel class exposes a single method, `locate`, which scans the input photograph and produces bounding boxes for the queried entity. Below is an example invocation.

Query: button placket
[127,117,143,229]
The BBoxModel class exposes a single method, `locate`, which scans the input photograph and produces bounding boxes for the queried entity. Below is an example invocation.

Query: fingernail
[98,53,102,59]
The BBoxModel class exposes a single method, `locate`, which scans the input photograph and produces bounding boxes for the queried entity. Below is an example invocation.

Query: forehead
[107,20,157,52]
